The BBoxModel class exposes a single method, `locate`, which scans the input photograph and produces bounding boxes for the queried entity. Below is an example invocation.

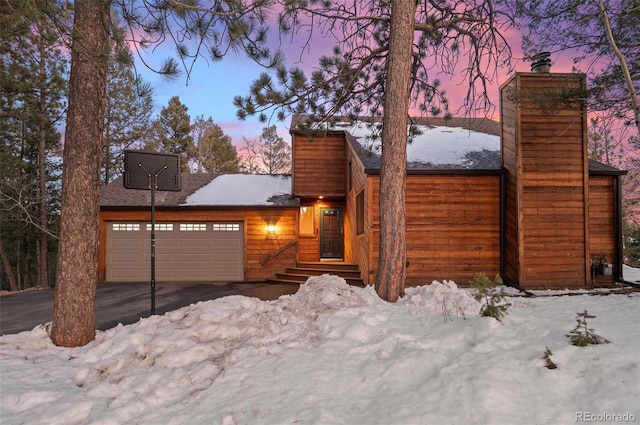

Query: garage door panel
[111,269,144,280]
[107,221,244,282]
[111,238,143,248]
[179,252,209,262]
[178,239,209,248]
[155,253,176,262]
[176,268,209,279]
[111,253,143,263]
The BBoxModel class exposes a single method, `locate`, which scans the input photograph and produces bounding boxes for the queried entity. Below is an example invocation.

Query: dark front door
[320,208,344,259]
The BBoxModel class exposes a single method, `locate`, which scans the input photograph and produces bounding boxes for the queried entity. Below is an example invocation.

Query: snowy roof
[340,121,501,170]
[291,116,503,170]
[183,174,293,206]
[100,174,297,208]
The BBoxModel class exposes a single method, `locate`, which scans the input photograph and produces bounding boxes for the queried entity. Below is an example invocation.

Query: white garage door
[106,222,244,282]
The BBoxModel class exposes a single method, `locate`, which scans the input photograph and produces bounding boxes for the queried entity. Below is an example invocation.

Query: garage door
[106,222,244,282]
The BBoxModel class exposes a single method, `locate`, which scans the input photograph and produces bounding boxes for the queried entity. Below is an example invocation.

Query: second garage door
[106,222,244,282]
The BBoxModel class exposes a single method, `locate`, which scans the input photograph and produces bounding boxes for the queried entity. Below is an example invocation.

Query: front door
[320,208,343,259]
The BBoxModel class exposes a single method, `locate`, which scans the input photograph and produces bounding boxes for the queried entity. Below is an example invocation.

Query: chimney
[530,51,551,73]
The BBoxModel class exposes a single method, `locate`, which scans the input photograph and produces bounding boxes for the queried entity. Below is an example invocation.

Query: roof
[101,174,298,208]
[290,115,626,176]
[291,115,503,171]
[588,160,628,176]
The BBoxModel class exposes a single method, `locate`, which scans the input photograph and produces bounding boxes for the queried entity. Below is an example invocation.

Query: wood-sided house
[99,71,627,290]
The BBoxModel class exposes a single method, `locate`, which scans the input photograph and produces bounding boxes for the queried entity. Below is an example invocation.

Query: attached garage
[99,174,299,283]
[106,221,244,282]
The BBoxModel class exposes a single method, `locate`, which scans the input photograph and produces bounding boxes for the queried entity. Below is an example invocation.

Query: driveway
[0,281,300,336]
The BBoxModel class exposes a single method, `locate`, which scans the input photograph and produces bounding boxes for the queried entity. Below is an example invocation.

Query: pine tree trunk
[50,0,111,347]
[375,0,416,302]
[38,39,49,289]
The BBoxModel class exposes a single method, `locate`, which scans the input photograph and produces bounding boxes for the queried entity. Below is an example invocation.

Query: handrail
[261,239,296,266]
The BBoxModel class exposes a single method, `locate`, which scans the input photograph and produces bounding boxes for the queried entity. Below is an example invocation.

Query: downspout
[615,174,623,283]
[500,168,506,281]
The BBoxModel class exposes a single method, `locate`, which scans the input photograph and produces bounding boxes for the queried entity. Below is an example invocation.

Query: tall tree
[51,0,112,347]
[152,96,194,172]
[102,51,154,185]
[0,0,67,290]
[375,0,416,301]
[258,125,291,174]
[50,0,278,346]
[235,0,513,300]
[193,116,240,173]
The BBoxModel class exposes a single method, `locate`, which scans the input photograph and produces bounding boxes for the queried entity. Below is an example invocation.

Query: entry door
[320,208,344,259]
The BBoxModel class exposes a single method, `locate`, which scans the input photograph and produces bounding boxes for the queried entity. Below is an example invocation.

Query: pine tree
[49,0,279,346]
[154,96,194,173]
[102,50,154,185]
[51,0,111,347]
[0,0,67,290]
[196,120,240,174]
[234,0,514,301]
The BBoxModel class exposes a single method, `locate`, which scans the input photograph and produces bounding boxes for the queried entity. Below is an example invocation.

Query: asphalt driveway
[0,281,300,336]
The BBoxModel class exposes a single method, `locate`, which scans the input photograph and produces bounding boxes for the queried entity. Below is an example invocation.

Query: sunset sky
[133,23,577,147]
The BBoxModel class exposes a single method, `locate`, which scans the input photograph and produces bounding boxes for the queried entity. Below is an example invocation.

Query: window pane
[146,223,173,231]
[180,223,207,231]
[300,206,314,235]
[213,223,240,232]
[112,223,140,231]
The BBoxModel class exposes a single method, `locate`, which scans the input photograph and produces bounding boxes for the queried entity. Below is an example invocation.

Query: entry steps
[267,262,365,287]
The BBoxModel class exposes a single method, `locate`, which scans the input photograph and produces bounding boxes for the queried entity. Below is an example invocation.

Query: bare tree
[510,0,639,137]
[259,126,291,175]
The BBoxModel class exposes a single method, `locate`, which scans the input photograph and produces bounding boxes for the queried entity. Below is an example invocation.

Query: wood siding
[501,73,590,289]
[344,148,372,284]
[292,132,347,197]
[365,174,501,286]
[99,208,298,282]
[589,176,616,286]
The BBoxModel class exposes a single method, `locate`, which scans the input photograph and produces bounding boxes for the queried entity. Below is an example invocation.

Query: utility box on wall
[500,72,590,289]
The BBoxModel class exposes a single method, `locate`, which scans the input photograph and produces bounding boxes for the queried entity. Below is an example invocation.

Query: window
[213,223,240,232]
[356,190,365,235]
[146,223,173,231]
[299,206,314,235]
[180,223,207,231]
[112,223,140,231]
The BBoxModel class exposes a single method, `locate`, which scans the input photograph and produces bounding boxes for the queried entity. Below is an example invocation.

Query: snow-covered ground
[1,271,639,425]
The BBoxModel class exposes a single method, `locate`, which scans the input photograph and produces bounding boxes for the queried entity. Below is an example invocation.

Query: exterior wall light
[267,224,278,240]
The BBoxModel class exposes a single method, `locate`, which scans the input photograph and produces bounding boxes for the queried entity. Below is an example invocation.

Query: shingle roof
[101,173,300,208]
[101,174,217,207]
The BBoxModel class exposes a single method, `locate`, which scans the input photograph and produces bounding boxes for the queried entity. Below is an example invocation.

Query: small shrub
[567,310,610,347]
[470,273,511,322]
[542,347,557,369]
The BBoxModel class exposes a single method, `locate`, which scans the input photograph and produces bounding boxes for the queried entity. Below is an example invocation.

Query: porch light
[267,224,278,240]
